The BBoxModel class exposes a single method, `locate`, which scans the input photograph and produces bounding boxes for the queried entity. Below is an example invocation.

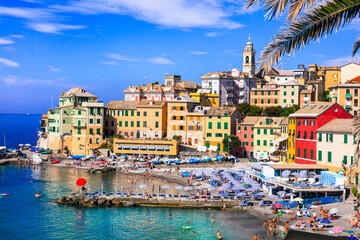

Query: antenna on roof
[143,76,146,86]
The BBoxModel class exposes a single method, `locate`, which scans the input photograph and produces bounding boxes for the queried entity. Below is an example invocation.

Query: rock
[112,198,123,206]
[97,197,107,205]
[56,196,66,204]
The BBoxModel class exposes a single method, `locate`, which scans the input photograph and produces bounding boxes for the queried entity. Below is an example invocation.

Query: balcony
[226,93,233,98]
[239,99,244,104]
[345,105,352,109]
[346,93,352,98]
[227,86,234,91]
[239,92,244,96]
[238,84,244,89]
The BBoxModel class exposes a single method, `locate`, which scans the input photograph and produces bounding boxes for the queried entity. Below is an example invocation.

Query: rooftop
[177,81,201,89]
[206,107,237,116]
[105,101,138,110]
[329,83,360,88]
[255,117,282,126]
[60,88,98,98]
[317,118,354,133]
[241,116,260,125]
[168,95,199,103]
[279,80,303,86]
[136,100,166,108]
[289,102,335,117]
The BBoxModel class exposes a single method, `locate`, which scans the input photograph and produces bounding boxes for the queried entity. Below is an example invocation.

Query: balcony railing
[346,94,352,98]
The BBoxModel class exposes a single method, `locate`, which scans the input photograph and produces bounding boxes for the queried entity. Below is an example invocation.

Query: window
[297,148,300,157]
[291,99,294,104]
[251,134,254,138]
[329,134,333,142]
[328,151,332,162]
[125,110,128,116]
[131,110,134,116]
[318,150,322,161]
[257,129,260,134]
[268,99,271,104]
[173,106,176,111]
[261,99,264,104]
[90,139,92,144]
[244,134,247,138]
[266,119,270,124]
[283,99,286,103]
[131,121,134,127]
[238,126,241,130]
[310,149,313,160]
[344,134,348,144]
[215,133,223,137]
[268,91,271,95]
[264,129,267,134]
[180,116,184,120]
[97,129,100,134]
[343,155,348,165]
[346,89,350,94]
[291,91,294,96]
[143,112,147,117]
[355,99,358,107]
[261,91,264,95]
[97,119,100,124]
[125,121,128,127]
[119,121,122,127]
[197,126,200,131]
[257,140,260,146]
[137,112,140,116]
[254,99,258,104]
[172,116,176,120]
[208,122,212,129]
[255,91,258,95]
[297,131,300,138]
[275,99,278,104]
[155,121,159,128]
[77,128,81,134]
[224,122,228,129]
[155,111,159,117]
[143,121,147,127]
[90,128,93,134]
[318,133,322,141]
[351,156,354,165]
[263,140,267,146]
[89,119,93,124]
[251,127,254,130]
[137,121,140,127]
[275,91,278,96]
[284,91,287,96]
[78,110,81,115]
[207,133,212,137]
[244,126,247,130]
[310,131,313,140]
[180,107,184,111]
[270,129,274,135]
[355,89,359,97]
[217,122,221,129]
[304,149,307,158]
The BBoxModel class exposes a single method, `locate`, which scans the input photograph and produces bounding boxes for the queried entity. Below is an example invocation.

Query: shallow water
[0,165,266,240]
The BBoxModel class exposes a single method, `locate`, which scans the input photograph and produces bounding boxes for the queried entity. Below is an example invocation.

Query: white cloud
[28,23,86,34]
[1,75,75,88]
[322,56,358,66]
[51,0,244,29]
[205,32,219,37]
[107,53,140,62]
[0,6,50,19]
[190,51,208,55]
[0,58,20,67]
[148,56,175,65]
[100,61,118,65]
[0,38,14,45]
[47,65,60,72]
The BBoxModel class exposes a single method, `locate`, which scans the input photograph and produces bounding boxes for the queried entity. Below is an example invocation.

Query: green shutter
[343,156,348,165]
[351,156,354,165]
[344,135,348,144]
[318,133,322,141]
[119,121,122,127]
[257,129,260,134]
[155,121,159,128]
[297,148,300,157]
[125,121,128,127]
[328,151,332,162]
[224,122,228,129]
[137,121,140,127]
[217,122,221,129]
[310,150,313,160]
[263,140,267,146]
[208,122,212,129]
[318,150,322,161]
[304,149,307,158]
[131,121,134,127]
[244,134,247,138]
[97,129,100,134]
[257,140,260,146]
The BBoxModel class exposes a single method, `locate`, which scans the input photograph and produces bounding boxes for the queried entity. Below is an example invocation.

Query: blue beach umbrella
[320,219,332,224]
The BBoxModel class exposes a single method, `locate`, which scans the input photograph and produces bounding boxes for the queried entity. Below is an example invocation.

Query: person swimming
[35,192,41,197]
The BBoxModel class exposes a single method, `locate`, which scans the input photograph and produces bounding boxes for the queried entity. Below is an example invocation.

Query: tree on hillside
[237,103,251,115]
[264,106,283,117]
[246,0,360,73]
[321,91,330,102]
[222,135,241,153]
[248,105,264,116]
[280,105,299,117]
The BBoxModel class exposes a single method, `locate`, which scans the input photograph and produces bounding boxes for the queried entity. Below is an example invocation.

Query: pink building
[236,116,259,157]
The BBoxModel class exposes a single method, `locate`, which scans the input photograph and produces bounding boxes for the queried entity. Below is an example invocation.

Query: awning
[209,146,218,151]
[272,137,287,144]
[165,147,170,151]
[140,146,147,150]
[268,147,277,153]
[131,146,139,150]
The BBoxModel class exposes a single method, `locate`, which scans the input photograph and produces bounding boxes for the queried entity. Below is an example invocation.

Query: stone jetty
[55,193,247,210]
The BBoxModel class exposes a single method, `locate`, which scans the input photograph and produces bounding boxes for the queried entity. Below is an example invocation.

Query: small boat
[51,160,61,164]
[32,153,42,165]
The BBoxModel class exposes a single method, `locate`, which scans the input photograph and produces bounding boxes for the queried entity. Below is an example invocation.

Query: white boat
[32,153,42,165]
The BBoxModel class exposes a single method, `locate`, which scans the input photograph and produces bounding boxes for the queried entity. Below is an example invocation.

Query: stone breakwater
[55,193,249,210]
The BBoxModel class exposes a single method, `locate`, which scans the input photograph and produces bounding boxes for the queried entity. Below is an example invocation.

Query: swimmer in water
[35,192,41,197]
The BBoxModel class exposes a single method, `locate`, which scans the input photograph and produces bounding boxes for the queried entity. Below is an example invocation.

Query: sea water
[0,165,266,240]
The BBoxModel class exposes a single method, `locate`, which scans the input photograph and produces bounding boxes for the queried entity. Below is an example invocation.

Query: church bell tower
[243,35,256,77]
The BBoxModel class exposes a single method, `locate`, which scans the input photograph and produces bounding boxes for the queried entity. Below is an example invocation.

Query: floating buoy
[75,188,79,193]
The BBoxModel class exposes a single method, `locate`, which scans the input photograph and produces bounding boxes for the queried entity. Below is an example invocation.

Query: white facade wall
[341,63,360,83]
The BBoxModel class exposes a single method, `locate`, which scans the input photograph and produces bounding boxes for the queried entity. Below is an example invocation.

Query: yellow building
[190,89,219,107]
[287,116,296,163]
[329,83,360,116]
[309,64,341,91]
[113,138,178,156]
[253,117,282,153]
[204,107,240,152]
[104,100,167,139]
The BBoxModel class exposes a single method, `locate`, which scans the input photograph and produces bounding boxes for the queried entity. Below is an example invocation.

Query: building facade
[253,117,282,153]
[329,83,360,116]
[250,84,280,109]
[279,80,303,107]
[236,116,259,157]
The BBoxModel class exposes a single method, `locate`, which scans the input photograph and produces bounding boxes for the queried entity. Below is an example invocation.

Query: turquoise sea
[0,165,266,240]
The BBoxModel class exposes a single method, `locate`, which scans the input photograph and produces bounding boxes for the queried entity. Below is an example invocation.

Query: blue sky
[0,0,359,114]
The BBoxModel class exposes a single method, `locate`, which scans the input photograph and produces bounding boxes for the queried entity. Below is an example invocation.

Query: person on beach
[252,234,259,240]
[312,211,317,221]
[217,231,223,240]
[285,221,289,231]
[281,231,286,240]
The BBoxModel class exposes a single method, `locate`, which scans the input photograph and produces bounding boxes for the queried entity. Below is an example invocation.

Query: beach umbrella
[175,186,184,190]
[329,208,338,215]
[277,191,286,195]
[76,178,86,187]
[18,144,24,147]
[139,185,148,189]
[342,229,355,235]
[282,170,291,177]
[320,219,332,224]
[195,186,205,190]
[25,143,31,147]
[267,185,276,189]
[293,197,304,202]
[331,227,344,234]
[207,186,216,191]
[162,185,172,189]
[237,193,246,197]
[286,193,296,197]
[291,172,298,176]
[274,204,283,208]
[184,186,193,191]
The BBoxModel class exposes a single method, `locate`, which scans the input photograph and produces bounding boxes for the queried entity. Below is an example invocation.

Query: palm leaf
[288,0,319,20]
[258,0,360,73]
[352,36,360,56]
[246,0,292,19]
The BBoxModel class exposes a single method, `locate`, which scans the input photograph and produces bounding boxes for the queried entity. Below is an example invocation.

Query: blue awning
[156,147,165,151]
[131,146,139,150]
[140,146,147,150]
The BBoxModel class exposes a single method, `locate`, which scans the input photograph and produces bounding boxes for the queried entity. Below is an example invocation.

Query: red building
[236,116,259,157]
[289,102,352,164]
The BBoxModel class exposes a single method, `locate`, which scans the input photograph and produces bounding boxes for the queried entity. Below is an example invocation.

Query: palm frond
[258,0,360,73]
[352,36,360,56]
[288,0,318,20]
[246,0,293,19]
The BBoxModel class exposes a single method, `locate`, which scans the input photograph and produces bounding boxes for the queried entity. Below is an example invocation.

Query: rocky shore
[55,193,246,210]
